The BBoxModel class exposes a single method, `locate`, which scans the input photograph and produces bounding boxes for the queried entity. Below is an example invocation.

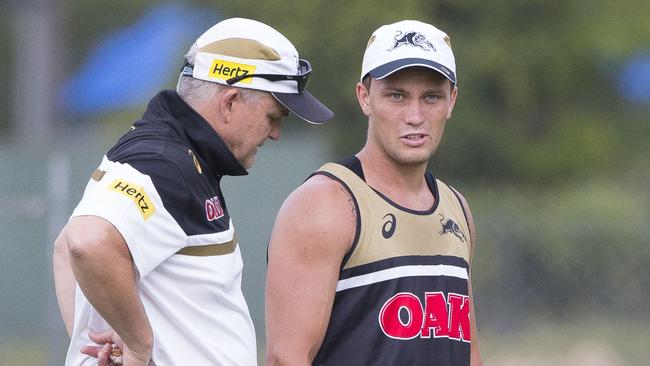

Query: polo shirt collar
[146,90,248,177]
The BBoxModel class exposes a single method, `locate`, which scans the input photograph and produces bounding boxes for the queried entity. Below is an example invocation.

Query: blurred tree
[427,0,650,184]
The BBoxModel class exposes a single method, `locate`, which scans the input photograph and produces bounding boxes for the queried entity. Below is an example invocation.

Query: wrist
[123,325,153,356]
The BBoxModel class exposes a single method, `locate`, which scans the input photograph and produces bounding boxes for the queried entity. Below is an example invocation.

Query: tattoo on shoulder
[339,185,357,226]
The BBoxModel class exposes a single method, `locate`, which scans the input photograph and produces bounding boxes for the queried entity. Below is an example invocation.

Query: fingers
[81,341,120,365]
[88,329,116,345]
[92,343,113,366]
[80,345,101,358]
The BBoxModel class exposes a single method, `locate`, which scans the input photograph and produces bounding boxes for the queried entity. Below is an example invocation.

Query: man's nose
[268,120,282,141]
[404,101,425,126]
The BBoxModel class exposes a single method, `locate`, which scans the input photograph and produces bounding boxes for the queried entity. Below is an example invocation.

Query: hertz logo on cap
[209,59,256,83]
[108,179,156,220]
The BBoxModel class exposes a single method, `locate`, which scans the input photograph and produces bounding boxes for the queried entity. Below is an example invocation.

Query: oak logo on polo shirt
[108,179,156,220]
[205,196,224,221]
[209,59,256,83]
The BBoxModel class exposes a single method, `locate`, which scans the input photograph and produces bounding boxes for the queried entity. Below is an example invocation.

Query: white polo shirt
[64,91,257,366]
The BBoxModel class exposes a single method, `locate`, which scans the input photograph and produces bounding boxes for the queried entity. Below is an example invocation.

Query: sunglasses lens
[300,73,311,92]
[299,59,312,74]
[297,59,312,92]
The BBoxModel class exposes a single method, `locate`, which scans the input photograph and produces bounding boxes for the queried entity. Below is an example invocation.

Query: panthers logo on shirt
[439,214,466,243]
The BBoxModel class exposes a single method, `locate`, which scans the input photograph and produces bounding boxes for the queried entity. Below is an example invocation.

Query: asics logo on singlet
[382,213,397,239]
[379,292,471,343]
[439,214,466,243]
[205,196,224,221]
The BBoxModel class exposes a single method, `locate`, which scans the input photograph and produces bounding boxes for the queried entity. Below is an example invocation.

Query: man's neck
[356,147,434,211]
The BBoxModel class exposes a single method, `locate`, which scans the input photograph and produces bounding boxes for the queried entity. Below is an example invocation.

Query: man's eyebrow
[276,108,289,118]
[270,108,289,119]
[383,86,408,93]
[423,87,446,94]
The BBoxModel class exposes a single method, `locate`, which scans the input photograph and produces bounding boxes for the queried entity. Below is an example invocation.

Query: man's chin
[394,151,432,166]
[240,155,255,169]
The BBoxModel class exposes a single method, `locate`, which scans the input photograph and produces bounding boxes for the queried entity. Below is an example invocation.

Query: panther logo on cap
[387,31,436,52]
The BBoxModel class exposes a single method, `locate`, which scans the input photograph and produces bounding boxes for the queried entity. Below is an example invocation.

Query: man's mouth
[404,134,425,140]
[400,133,428,146]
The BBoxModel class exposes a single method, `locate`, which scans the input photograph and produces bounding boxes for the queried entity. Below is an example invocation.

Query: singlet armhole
[307,170,361,270]
[443,181,473,248]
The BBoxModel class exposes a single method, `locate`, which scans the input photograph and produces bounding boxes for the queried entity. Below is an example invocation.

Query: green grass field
[481,317,650,366]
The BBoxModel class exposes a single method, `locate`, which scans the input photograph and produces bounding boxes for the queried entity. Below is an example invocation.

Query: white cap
[361,20,457,85]
[181,18,333,124]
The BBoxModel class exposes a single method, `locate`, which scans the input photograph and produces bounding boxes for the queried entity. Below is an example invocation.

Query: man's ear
[218,87,240,124]
[447,85,458,120]
[356,82,371,116]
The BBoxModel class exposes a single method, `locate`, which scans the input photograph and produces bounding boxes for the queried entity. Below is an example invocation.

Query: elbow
[53,230,69,262]
[65,227,106,264]
[264,348,284,366]
[66,232,92,263]
[265,348,310,366]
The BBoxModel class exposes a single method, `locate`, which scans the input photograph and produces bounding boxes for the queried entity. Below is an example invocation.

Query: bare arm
[453,189,483,366]
[66,216,153,366]
[53,224,76,336]
[265,176,356,366]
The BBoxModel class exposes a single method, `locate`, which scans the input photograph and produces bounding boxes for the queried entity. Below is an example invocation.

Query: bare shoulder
[270,173,356,260]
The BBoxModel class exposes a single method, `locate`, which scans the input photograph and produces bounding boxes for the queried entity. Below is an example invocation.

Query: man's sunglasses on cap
[225,59,312,93]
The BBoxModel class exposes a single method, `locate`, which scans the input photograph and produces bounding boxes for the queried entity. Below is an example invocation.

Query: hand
[81,329,152,366]
[80,329,123,365]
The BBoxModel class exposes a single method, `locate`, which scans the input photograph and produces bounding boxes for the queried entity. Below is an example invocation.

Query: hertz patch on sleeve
[108,179,156,220]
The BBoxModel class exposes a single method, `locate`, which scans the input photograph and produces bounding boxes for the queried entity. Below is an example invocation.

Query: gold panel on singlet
[317,163,471,269]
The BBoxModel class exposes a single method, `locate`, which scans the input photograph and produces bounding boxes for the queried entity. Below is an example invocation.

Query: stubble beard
[381,138,434,168]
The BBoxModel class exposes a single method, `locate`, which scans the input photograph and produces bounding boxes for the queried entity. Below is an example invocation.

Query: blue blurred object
[618,51,650,104]
[60,4,216,116]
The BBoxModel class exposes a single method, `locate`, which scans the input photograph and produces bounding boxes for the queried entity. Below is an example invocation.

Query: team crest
[388,31,436,52]
[439,214,466,243]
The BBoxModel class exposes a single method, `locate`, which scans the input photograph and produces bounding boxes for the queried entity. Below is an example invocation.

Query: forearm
[53,227,76,336]
[266,290,329,366]
[70,250,152,351]
[67,217,153,357]
[468,277,483,366]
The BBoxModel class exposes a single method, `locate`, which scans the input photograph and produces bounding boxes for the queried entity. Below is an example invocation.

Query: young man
[53,17,333,366]
[265,20,482,365]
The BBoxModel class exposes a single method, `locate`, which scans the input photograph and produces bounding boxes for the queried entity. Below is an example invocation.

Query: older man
[53,17,332,366]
